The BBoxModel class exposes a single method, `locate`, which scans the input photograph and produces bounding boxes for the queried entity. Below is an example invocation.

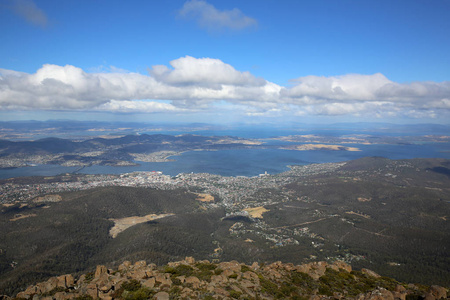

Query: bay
[1,142,449,179]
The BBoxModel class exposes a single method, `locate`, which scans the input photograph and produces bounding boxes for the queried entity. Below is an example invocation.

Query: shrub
[74,296,93,300]
[318,285,333,296]
[229,290,242,299]
[122,287,153,300]
[121,279,142,292]
[41,287,67,297]
[169,286,182,295]
[164,264,194,277]
[196,262,216,271]
[280,282,297,297]
[259,274,280,296]
[84,272,94,283]
[241,265,252,273]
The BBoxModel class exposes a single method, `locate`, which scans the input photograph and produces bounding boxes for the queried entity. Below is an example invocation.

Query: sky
[0,0,450,124]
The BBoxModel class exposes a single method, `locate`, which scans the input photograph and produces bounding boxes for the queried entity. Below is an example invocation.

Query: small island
[280,144,361,151]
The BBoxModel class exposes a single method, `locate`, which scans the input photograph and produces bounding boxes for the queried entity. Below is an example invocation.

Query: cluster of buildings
[1,162,344,208]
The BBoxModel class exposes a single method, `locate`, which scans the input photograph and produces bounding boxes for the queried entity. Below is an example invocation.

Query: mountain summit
[7,258,448,300]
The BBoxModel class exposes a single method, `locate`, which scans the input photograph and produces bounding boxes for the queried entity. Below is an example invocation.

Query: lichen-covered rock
[118,260,131,271]
[296,261,328,280]
[251,261,260,270]
[184,276,201,289]
[85,283,98,299]
[330,260,352,273]
[94,265,108,278]
[358,288,394,300]
[155,273,172,287]
[210,274,228,284]
[429,285,448,299]
[142,277,156,288]
[242,270,259,282]
[218,260,241,273]
[213,287,230,297]
[134,260,147,268]
[184,256,195,264]
[392,284,407,300]
[153,291,169,300]
[361,268,381,278]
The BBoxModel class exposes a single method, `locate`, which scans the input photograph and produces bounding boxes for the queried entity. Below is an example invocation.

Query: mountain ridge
[6,258,448,300]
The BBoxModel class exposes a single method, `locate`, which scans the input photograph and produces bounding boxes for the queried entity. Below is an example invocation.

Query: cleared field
[195,193,214,202]
[244,206,269,218]
[109,213,174,238]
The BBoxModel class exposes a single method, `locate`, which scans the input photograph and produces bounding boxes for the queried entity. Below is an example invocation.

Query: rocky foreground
[5,258,448,300]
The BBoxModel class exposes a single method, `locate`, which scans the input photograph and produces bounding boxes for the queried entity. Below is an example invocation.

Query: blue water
[1,142,449,179]
[0,165,79,179]
[1,126,450,179]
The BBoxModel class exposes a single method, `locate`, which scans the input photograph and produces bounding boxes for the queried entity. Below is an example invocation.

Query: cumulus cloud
[279,73,450,118]
[1,56,450,120]
[284,73,450,106]
[283,73,393,102]
[151,56,264,88]
[0,57,277,112]
[94,100,184,114]
[9,0,48,28]
[178,0,257,31]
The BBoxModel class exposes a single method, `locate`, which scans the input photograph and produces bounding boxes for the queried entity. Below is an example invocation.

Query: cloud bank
[1,56,449,120]
[178,0,257,31]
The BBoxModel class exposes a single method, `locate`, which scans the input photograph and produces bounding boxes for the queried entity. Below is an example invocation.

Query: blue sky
[1,0,449,124]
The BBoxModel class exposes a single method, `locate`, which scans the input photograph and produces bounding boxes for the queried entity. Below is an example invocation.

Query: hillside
[8,258,449,300]
[1,157,449,296]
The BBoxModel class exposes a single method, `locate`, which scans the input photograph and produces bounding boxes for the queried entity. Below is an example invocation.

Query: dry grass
[10,214,37,222]
[195,193,214,202]
[33,194,62,203]
[357,197,372,202]
[109,213,174,238]
[244,207,269,218]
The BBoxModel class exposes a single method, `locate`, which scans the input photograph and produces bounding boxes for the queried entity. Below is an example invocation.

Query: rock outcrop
[5,258,448,300]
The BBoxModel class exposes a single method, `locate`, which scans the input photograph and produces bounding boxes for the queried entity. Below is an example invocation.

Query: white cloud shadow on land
[178,0,257,31]
[0,56,449,120]
[9,0,48,28]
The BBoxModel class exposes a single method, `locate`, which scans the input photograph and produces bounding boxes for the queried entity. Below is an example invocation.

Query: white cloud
[376,81,450,102]
[1,57,450,121]
[151,56,264,88]
[426,98,450,109]
[284,73,450,107]
[178,0,257,31]
[283,73,393,102]
[0,58,277,111]
[94,100,184,114]
[9,0,48,28]
[306,102,393,116]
